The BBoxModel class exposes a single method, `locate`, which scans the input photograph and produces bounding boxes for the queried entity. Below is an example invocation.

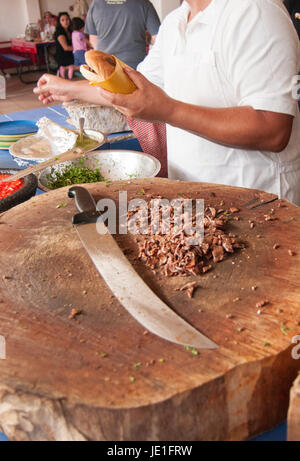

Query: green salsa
[75,136,100,151]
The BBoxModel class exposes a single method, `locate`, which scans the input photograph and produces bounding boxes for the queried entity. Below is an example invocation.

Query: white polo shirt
[138,0,300,205]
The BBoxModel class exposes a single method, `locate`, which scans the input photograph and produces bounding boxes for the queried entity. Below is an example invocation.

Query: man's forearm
[165,100,293,153]
[89,34,98,50]
[67,80,110,106]
[93,68,293,153]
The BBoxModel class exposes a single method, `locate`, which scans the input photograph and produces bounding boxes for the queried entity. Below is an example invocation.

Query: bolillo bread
[80,50,137,94]
[80,50,116,82]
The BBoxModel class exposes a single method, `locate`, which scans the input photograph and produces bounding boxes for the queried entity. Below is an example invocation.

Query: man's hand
[97,67,175,122]
[33,74,76,105]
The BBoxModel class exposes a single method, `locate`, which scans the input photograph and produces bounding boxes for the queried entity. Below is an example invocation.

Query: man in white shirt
[34,0,300,204]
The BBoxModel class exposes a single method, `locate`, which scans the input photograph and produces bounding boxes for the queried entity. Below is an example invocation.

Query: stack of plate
[0,120,38,150]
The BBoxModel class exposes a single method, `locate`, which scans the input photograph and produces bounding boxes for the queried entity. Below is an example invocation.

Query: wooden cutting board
[288,373,300,441]
[0,178,299,441]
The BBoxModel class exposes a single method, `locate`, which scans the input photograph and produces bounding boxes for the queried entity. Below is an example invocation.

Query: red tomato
[0,174,24,199]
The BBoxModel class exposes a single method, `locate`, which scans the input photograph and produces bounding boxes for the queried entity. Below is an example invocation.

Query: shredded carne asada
[127,199,244,277]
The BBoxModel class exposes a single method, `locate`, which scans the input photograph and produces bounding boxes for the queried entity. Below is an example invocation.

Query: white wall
[0,0,178,42]
[39,0,92,16]
[151,0,181,21]
[40,0,179,22]
[25,0,41,23]
[0,0,28,41]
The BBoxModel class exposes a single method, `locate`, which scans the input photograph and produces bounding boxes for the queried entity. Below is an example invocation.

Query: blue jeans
[74,50,86,66]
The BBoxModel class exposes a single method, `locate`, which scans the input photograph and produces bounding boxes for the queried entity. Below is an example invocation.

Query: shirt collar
[180,0,216,26]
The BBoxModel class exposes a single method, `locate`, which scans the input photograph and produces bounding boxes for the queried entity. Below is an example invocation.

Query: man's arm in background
[84,2,98,49]
[89,34,98,49]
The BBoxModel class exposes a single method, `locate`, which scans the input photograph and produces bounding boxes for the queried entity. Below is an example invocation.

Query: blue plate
[0,120,38,137]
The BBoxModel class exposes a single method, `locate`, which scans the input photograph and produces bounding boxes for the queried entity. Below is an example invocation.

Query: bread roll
[80,49,137,94]
[81,50,116,82]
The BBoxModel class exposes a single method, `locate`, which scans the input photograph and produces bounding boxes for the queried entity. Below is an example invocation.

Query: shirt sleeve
[221,0,299,116]
[145,1,161,36]
[137,23,164,89]
[84,1,97,36]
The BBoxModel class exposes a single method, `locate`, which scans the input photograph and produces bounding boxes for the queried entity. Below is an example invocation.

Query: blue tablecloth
[0,105,288,442]
[0,105,142,171]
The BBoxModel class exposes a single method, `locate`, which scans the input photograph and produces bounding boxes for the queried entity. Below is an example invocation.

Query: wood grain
[288,373,300,441]
[0,178,299,441]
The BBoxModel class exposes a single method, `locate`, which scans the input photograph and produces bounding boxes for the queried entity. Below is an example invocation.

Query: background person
[34,0,300,205]
[39,11,57,40]
[84,0,161,69]
[54,12,74,79]
[69,17,91,79]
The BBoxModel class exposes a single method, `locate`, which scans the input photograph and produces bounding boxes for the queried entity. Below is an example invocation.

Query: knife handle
[68,186,97,213]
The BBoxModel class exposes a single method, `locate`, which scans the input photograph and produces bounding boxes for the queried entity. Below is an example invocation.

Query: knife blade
[69,186,218,350]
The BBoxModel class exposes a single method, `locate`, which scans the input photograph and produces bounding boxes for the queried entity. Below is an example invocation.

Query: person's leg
[68,65,74,79]
[67,65,81,79]
[59,66,66,78]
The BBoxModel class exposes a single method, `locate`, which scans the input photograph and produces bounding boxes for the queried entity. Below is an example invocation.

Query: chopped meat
[69,308,81,320]
[129,197,244,277]
[209,207,217,218]
[212,245,224,263]
[180,281,198,298]
[256,300,269,309]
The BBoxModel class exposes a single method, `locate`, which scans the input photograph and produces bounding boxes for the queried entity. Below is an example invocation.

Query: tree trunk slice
[288,373,300,441]
[0,178,299,441]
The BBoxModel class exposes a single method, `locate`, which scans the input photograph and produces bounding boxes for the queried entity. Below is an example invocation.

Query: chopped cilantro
[184,346,198,356]
[280,326,290,335]
[47,163,105,190]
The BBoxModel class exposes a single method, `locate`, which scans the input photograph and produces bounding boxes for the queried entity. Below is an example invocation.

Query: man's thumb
[123,67,145,88]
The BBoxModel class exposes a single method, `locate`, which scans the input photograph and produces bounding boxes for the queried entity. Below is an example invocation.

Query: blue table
[0,105,142,172]
[0,106,287,442]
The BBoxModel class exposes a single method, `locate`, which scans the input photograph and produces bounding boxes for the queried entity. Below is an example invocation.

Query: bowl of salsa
[0,169,37,213]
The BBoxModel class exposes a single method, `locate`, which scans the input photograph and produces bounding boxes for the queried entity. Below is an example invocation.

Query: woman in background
[54,12,74,78]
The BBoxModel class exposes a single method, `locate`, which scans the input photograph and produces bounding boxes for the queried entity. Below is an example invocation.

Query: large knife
[69,186,218,350]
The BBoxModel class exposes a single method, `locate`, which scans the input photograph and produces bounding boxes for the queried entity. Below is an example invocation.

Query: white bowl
[38,149,161,191]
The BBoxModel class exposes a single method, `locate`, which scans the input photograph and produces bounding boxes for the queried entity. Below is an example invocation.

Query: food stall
[0,102,299,441]
[0,0,299,444]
